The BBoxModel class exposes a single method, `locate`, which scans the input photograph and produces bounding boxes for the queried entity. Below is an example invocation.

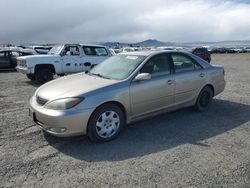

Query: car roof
[53,44,107,48]
[0,49,16,52]
[80,44,107,48]
[121,50,212,69]
[0,49,33,53]
[120,50,188,57]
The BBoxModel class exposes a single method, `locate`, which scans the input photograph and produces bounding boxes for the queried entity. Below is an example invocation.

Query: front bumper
[29,97,94,137]
[16,66,32,74]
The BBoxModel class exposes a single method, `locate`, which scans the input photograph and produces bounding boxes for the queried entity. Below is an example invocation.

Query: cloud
[0,0,250,43]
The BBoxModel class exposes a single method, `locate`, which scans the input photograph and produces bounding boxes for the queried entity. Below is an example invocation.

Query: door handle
[66,63,70,66]
[199,73,205,77]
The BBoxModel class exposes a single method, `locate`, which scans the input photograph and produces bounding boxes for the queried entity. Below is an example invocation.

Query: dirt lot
[0,53,250,187]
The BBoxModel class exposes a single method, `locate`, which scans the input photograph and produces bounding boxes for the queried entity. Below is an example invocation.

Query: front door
[130,54,174,118]
[61,45,81,73]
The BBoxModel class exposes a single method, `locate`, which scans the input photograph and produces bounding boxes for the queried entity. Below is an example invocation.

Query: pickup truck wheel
[35,69,53,84]
[26,74,35,80]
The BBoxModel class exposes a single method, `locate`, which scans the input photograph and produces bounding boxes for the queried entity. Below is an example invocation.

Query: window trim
[82,46,108,56]
[137,53,173,79]
[169,52,203,74]
[61,45,80,56]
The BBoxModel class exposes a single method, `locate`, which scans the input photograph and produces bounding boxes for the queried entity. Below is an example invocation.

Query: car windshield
[48,45,63,55]
[89,54,146,80]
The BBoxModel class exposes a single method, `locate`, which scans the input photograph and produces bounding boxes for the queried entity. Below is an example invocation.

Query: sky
[1,0,250,44]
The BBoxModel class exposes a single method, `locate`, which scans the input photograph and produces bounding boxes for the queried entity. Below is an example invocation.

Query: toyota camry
[29,51,225,142]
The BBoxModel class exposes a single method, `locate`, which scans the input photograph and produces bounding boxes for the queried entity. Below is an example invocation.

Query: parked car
[210,48,227,54]
[192,47,211,63]
[16,44,112,83]
[243,47,250,53]
[26,46,53,55]
[229,48,244,53]
[0,49,34,70]
[29,50,225,142]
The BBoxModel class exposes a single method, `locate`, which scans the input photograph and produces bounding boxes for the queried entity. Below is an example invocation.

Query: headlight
[18,59,27,67]
[44,98,83,110]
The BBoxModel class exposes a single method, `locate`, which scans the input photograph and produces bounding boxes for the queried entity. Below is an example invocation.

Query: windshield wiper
[87,72,110,79]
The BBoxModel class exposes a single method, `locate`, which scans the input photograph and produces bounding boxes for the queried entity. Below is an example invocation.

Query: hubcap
[96,111,120,138]
[200,91,210,107]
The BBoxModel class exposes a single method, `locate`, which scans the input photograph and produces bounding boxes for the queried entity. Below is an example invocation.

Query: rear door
[0,51,10,68]
[170,52,207,105]
[81,46,110,71]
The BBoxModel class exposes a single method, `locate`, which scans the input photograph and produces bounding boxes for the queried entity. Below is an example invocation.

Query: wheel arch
[86,101,127,132]
[201,84,214,97]
[35,64,55,74]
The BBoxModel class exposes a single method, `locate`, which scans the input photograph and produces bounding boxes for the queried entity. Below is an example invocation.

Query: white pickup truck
[16,44,112,83]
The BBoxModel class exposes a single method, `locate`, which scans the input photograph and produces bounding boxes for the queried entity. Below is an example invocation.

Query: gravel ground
[0,53,250,187]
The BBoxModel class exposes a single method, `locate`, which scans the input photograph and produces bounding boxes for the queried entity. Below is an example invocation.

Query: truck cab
[16,44,112,84]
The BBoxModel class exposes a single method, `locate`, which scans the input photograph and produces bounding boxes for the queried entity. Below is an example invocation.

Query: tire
[87,103,125,142]
[35,69,53,84]
[26,74,35,80]
[194,86,213,112]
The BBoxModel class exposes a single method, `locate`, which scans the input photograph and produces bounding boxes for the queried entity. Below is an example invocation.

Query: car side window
[0,52,5,57]
[83,47,108,56]
[171,54,201,73]
[11,51,20,57]
[83,47,96,56]
[140,55,170,77]
[63,46,80,56]
[95,47,108,56]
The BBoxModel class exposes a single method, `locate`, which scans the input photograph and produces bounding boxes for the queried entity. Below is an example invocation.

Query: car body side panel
[174,69,207,106]
[206,66,226,96]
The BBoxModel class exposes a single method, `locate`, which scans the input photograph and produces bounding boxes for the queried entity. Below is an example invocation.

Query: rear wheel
[35,69,53,84]
[195,86,213,112]
[26,74,35,80]
[87,103,125,142]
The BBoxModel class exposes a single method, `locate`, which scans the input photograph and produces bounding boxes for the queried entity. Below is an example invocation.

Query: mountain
[101,39,250,47]
[102,39,175,47]
[134,39,175,47]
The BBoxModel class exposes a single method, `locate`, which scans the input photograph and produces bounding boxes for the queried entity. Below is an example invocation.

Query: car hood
[18,54,60,60]
[35,73,120,101]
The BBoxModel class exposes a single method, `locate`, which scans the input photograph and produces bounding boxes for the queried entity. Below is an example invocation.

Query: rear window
[83,46,108,56]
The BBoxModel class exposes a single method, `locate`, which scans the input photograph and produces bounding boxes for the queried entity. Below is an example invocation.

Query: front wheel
[87,103,125,142]
[194,86,213,112]
[35,69,53,84]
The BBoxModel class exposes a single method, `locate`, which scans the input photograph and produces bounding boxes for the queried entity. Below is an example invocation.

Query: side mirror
[134,73,151,81]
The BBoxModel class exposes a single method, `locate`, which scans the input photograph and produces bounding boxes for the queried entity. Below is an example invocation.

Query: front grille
[36,95,48,106]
